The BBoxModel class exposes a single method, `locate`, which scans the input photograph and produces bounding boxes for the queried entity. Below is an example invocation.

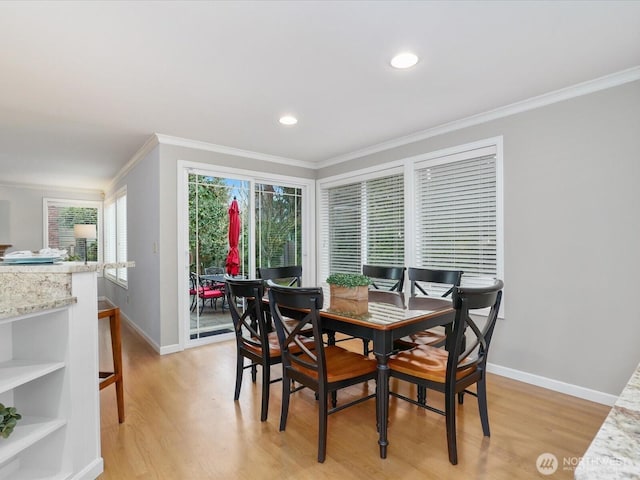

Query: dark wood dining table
[318,288,455,458]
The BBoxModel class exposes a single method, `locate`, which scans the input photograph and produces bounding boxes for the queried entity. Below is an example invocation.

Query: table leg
[375,352,389,458]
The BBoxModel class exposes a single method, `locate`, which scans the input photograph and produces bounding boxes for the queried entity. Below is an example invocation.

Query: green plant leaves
[0,403,22,439]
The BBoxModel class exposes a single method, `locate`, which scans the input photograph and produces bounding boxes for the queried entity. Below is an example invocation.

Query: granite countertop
[0,296,78,320]
[575,363,640,479]
[0,260,135,273]
[0,260,134,320]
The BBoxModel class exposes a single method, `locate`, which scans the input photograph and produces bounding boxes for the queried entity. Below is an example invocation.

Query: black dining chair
[257,265,302,287]
[388,279,503,465]
[363,264,406,292]
[359,264,406,354]
[396,267,464,349]
[268,282,378,463]
[226,278,312,421]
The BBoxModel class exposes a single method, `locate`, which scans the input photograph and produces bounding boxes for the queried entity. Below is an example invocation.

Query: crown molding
[318,66,640,168]
[155,134,315,170]
[106,134,161,193]
[0,180,103,195]
[109,66,640,180]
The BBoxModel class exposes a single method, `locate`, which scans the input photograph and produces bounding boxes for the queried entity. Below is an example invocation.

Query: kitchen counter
[575,362,640,479]
[0,261,134,320]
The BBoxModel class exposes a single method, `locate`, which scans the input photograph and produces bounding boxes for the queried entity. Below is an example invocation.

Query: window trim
[42,197,104,267]
[104,186,128,288]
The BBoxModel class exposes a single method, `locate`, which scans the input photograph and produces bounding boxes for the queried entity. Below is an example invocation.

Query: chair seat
[292,345,377,382]
[199,289,224,299]
[244,331,315,358]
[389,345,476,383]
[395,328,446,348]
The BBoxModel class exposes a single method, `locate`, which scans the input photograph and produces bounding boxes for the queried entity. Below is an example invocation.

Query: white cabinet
[0,269,102,480]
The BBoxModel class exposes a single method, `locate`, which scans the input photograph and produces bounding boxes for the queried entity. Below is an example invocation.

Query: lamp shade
[74,224,97,239]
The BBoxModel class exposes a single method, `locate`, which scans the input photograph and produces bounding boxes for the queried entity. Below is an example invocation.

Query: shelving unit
[0,267,103,480]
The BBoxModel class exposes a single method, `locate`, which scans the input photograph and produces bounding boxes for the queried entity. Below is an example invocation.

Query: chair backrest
[190,272,198,290]
[447,279,503,378]
[362,265,406,292]
[226,279,270,355]
[268,283,326,382]
[408,267,463,298]
[257,265,302,287]
[205,266,224,275]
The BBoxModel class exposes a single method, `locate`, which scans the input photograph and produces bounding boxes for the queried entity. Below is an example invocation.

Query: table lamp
[74,224,97,264]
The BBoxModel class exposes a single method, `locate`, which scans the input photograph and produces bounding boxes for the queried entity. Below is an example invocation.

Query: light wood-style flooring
[98,322,609,479]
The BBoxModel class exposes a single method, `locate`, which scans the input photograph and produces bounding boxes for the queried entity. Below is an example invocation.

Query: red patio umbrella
[225,197,240,276]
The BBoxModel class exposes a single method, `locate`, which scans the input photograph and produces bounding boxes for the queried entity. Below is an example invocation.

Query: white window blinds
[415,147,497,283]
[104,187,127,285]
[321,172,404,278]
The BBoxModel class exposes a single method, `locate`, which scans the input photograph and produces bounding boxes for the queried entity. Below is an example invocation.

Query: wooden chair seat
[244,331,315,358]
[291,345,378,382]
[395,328,446,349]
[389,345,476,383]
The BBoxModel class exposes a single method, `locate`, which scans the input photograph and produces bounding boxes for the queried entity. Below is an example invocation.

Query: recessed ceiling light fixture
[279,115,298,126]
[390,52,419,69]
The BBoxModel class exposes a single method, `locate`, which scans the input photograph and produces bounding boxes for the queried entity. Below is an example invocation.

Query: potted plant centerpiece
[326,273,371,314]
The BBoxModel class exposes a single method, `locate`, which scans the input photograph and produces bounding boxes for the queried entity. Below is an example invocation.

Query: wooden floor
[98,322,609,479]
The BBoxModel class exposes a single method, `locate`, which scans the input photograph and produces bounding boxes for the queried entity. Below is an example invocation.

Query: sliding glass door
[188,174,250,341]
[183,166,311,347]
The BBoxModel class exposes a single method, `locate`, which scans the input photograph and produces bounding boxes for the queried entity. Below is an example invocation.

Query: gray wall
[117,142,317,350]
[319,80,640,396]
[103,146,161,347]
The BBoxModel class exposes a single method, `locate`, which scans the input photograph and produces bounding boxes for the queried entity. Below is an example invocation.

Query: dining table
[317,288,456,458]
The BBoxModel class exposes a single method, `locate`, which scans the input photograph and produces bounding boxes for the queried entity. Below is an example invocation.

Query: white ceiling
[1,1,639,190]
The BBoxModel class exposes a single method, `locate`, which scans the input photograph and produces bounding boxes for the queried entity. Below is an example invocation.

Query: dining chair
[198,278,226,313]
[257,265,302,287]
[189,272,205,311]
[268,282,378,463]
[395,267,464,349]
[388,279,503,465]
[362,264,406,292]
[360,264,406,355]
[226,278,312,421]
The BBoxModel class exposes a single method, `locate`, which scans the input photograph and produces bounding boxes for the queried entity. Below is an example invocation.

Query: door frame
[177,160,316,349]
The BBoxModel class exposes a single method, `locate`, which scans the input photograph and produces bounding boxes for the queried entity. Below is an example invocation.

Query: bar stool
[98,300,124,423]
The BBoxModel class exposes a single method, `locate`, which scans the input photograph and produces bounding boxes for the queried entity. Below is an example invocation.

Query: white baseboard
[160,343,183,355]
[487,363,617,406]
[70,457,104,480]
[116,308,182,356]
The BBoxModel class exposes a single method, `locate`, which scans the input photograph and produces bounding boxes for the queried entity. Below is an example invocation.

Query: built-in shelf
[0,416,67,465]
[0,267,102,479]
[0,360,66,394]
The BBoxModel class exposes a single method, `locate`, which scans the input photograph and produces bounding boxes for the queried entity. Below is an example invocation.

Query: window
[414,143,500,288]
[104,187,127,285]
[44,198,101,262]
[319,138,503,297]
[319,170,404,279]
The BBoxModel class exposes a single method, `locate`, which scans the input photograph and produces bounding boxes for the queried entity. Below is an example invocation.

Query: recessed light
[279,115,298,126]
[390,52,419,69]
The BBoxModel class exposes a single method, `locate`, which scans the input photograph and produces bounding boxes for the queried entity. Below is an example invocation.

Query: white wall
[318,80,640,398]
